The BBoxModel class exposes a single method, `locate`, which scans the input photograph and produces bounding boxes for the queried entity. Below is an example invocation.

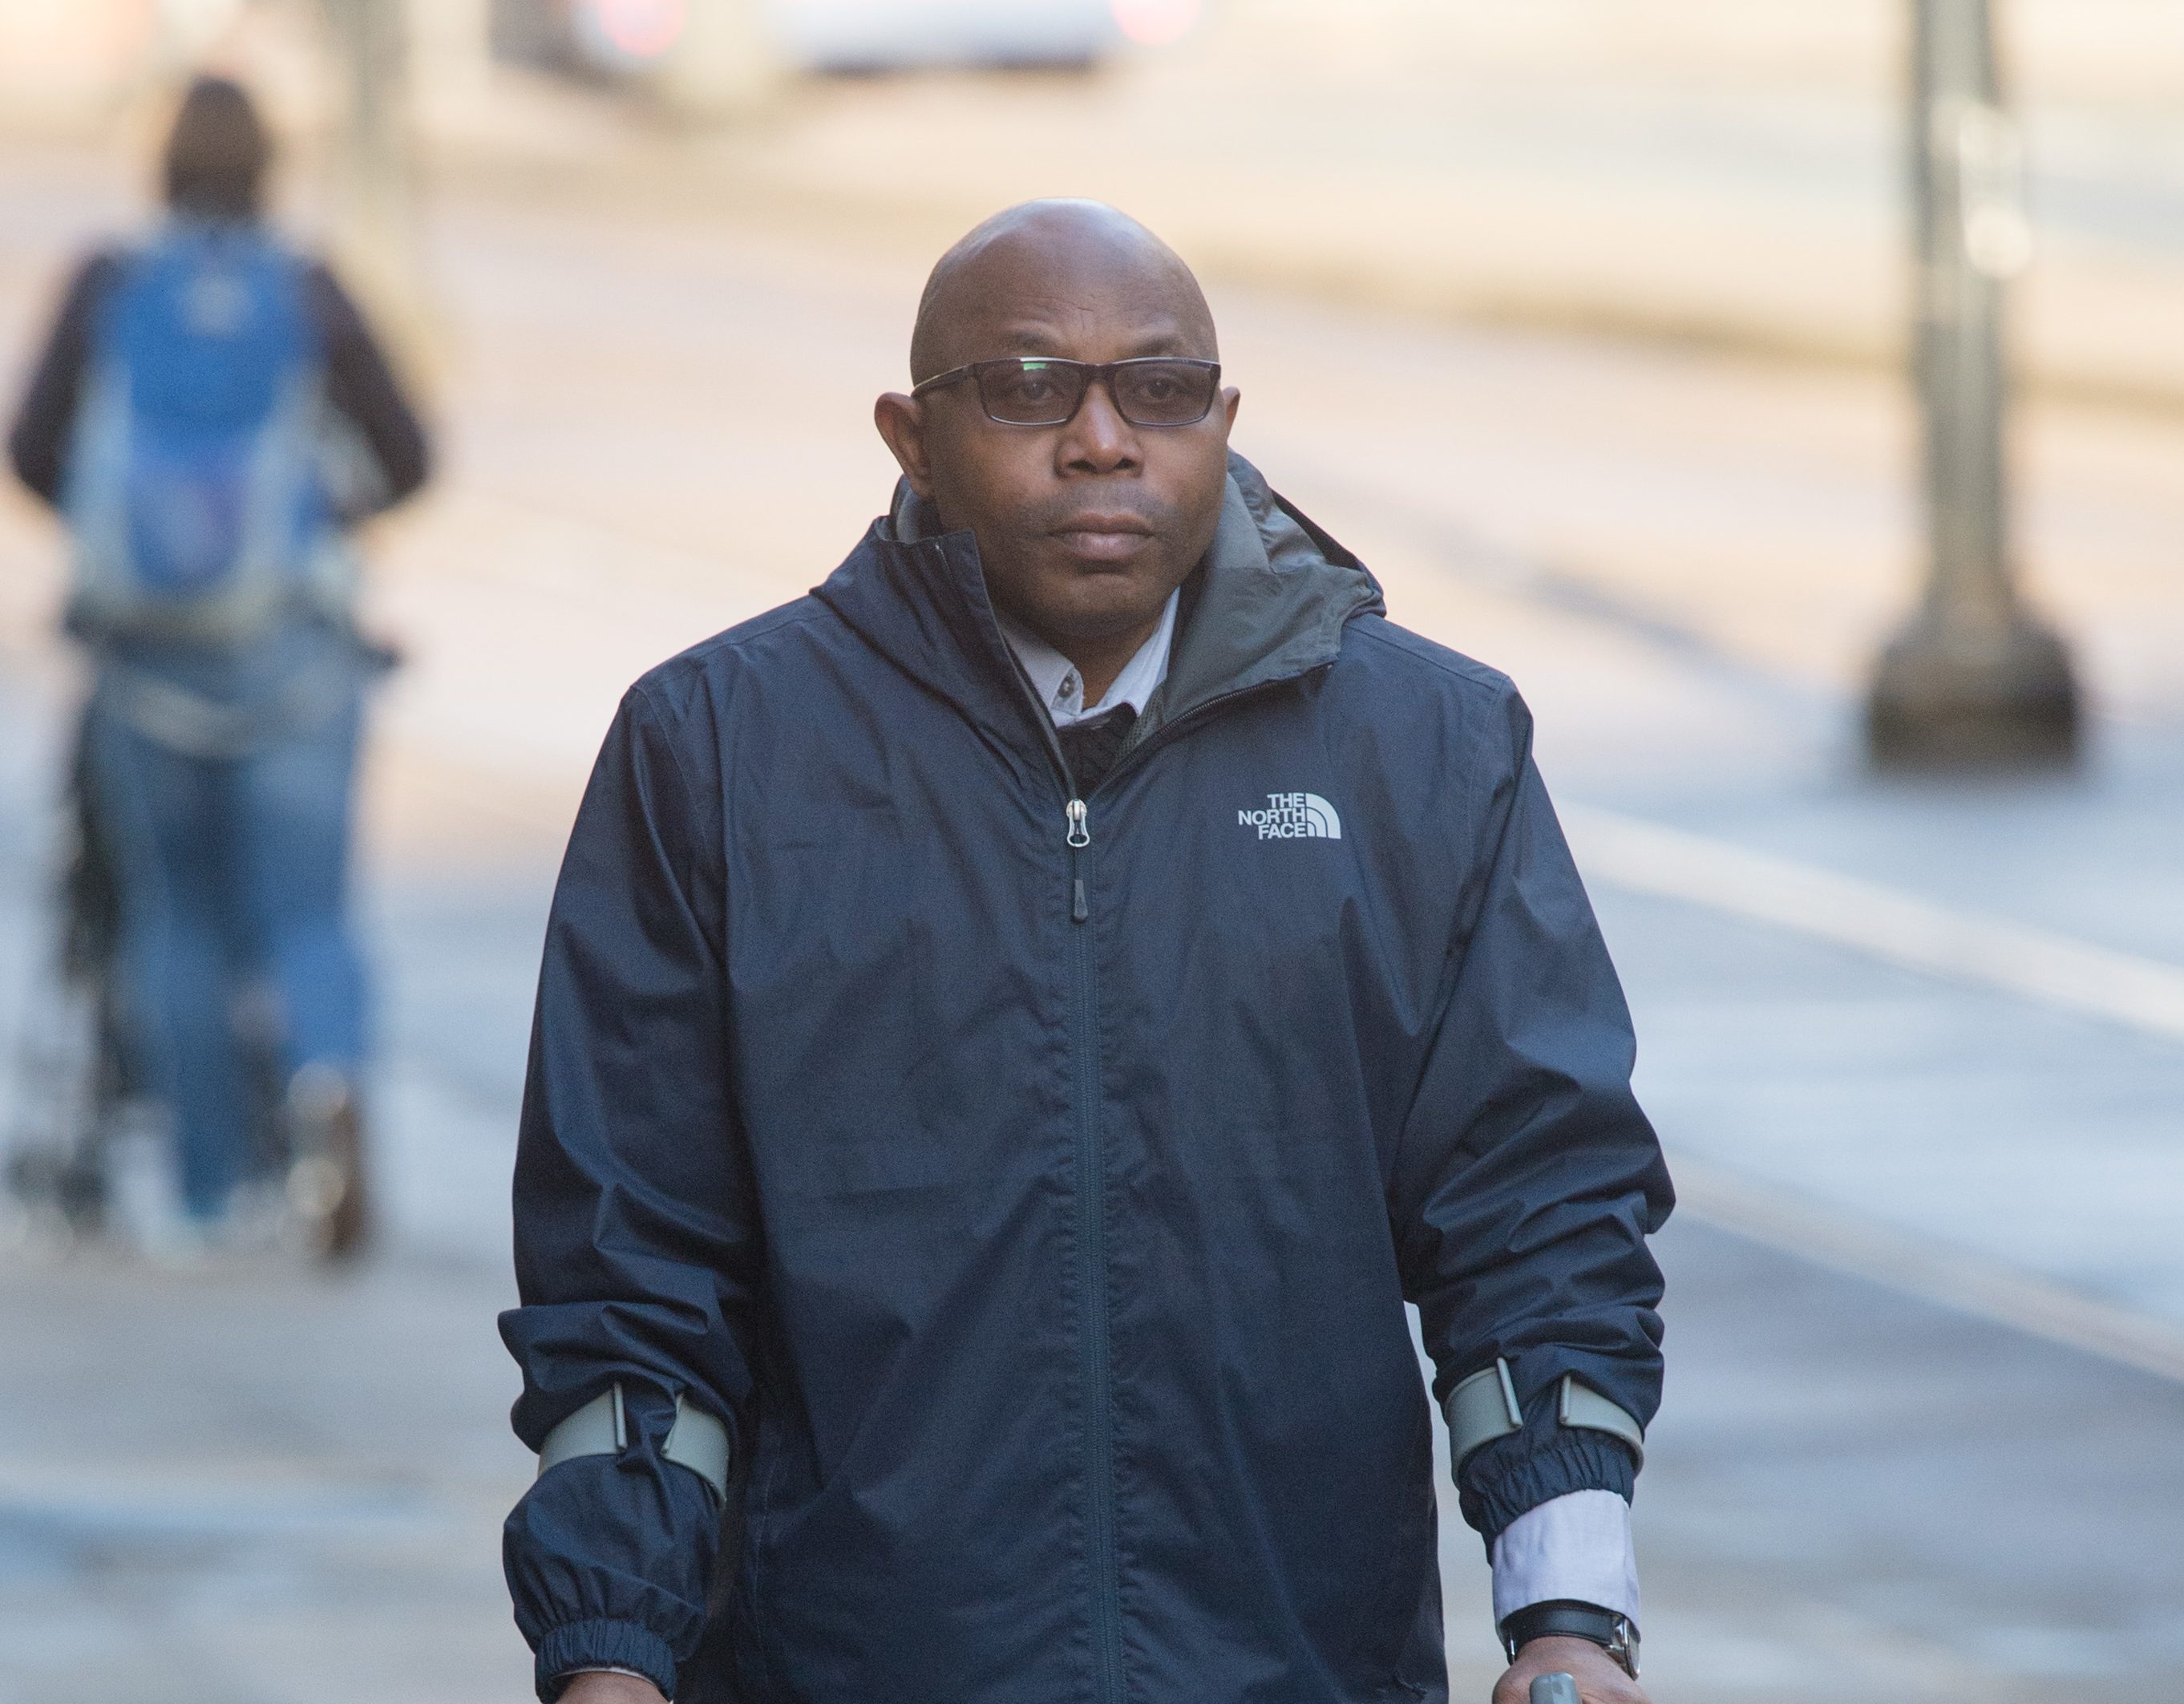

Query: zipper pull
[1073,878,1089,924]
[1066,798,1090,848]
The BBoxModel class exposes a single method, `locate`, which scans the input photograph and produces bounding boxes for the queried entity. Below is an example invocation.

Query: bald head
[876,200,1240,699]
[909,200,1217,382]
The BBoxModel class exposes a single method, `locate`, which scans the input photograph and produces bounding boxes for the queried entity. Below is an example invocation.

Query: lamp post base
[1866,612,2081,769]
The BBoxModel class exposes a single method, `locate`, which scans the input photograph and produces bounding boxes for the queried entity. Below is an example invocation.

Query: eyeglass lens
[975,360,1216,427]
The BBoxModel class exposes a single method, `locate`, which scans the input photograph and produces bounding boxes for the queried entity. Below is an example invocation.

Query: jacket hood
[815,451,1383,767]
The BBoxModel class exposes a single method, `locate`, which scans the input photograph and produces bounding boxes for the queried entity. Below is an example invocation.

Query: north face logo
[1238,791,1343,840]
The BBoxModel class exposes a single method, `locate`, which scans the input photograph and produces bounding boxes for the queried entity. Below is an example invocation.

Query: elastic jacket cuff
[1460,1430,1636,1548]
[536,1619,678,1702]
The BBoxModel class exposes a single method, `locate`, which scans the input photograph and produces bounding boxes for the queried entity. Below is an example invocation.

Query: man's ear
[873,392,934,496]
[1219,386,1241,437]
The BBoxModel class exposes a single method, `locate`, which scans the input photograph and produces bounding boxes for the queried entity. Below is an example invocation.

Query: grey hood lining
[876,451,1381,752]
[1130,452,1381,747]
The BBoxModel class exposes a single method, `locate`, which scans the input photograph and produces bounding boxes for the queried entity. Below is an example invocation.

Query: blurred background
[2,2,2182,1699]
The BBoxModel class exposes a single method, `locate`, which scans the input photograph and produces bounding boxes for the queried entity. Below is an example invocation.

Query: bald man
[501,202,1671,1704]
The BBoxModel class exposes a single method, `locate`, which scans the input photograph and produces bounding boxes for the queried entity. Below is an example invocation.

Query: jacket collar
[812,451,1382,772]
[1137,454,1382,747]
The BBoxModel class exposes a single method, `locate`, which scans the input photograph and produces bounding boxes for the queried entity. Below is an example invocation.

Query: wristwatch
[1498,1599,1640,1680]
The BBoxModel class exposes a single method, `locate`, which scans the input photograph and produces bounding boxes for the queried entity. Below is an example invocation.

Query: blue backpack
[64,223,347,645]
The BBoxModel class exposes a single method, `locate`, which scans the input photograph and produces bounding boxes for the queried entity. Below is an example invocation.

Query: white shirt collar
[997,589,1179,727]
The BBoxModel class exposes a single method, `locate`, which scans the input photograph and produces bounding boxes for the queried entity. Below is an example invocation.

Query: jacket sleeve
[499,681,758,1702]
[6,251,118,508]
[303,261,431,518]
[1389,681,1672,1551]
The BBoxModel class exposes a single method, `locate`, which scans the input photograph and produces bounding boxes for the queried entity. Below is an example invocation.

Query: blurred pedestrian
[5,75,430,1257]
[502,201,1665,1703]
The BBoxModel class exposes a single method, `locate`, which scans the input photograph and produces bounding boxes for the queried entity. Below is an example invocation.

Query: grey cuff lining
[1445,1360,1645,1470]
[536,1383,732,1500]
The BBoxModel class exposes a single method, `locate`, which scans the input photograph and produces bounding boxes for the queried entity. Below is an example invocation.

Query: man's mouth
[1050,516,1155,563]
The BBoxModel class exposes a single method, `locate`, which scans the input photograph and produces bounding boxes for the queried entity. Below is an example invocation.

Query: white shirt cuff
[1490,1488,1640,1625]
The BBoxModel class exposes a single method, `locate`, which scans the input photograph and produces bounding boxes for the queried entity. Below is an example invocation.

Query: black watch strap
[1498,1599,1641,1679]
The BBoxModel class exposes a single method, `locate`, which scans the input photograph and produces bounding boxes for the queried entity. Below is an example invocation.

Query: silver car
[768,0,1122,71]
[545,0,1175,77]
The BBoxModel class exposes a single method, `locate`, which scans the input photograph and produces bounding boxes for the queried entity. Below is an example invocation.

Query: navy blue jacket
[501,455,1672,1703]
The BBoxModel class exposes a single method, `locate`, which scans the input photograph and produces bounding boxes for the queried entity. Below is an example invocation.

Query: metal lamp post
[1866,0,2078,767]
[652,0,785,126]
[319,0,427,360]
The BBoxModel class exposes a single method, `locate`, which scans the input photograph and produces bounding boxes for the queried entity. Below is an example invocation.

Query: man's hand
[556,1674,667,1704]
[1492,1635,1650,1704]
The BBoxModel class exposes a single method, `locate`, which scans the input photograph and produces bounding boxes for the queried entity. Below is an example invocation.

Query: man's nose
[1058,379,1139,473]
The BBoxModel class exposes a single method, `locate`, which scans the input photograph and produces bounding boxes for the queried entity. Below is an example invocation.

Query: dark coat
[500,455,1672,1703]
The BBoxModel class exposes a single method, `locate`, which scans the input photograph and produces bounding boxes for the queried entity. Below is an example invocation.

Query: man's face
[877,261,1241,651]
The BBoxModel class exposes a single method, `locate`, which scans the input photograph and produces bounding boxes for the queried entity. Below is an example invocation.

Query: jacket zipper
[1037,670,1326,1704]
[985,617,1123,1704]
[1062,791,1122,1704]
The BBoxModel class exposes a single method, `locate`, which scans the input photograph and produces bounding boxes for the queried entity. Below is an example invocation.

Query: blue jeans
[84,690,367,1220]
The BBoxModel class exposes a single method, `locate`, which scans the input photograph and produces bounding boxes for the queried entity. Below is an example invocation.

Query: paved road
[2,138,2182,1702]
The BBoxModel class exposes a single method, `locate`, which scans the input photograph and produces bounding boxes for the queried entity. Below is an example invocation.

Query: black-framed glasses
[911,357,1222,427]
